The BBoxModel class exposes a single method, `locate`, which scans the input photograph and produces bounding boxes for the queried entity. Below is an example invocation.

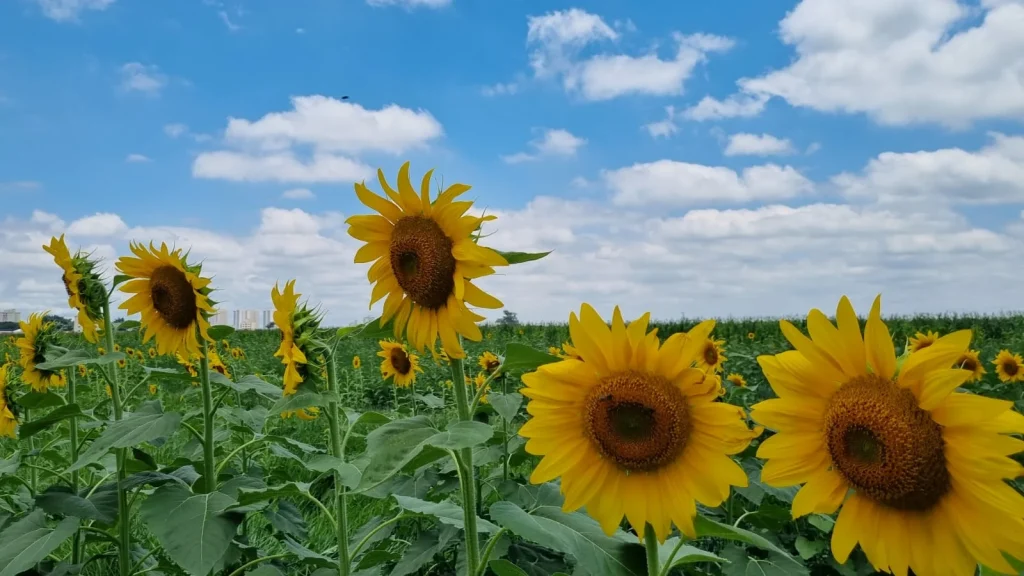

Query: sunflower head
[148,347,157,358]
[474,372,490,403]
[751,295,1024,575]
[271,280,322,397]
[230,347,244,360]
[993,349,1024,383]
[478,351,501,374]
[908,329,940,353]
[726,373,746,387]
[113,344,120,352]
[222,339,230,350]
[125,347,135,357]
[116,242,216,358]
[696,337,727,373]
[519,304,759,542]
[16,312,67,392]
[117,358,126,369]
[953,349,985,382]
[98,347,106,356]
[176,353,199,379]
[347,162,509,359]
[378,340,421,387]
[747,332,755,340]
[281,407,320,421]
[77,364,87,378]
[135,350,145,362]
[352,355,361,369]
[0,364,18,438]
[207,346,231,379]
[148,383,158,395]
[43,235,105,344]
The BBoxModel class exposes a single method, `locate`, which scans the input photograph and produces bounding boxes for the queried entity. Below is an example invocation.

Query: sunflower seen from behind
[16,312,66,392]
[379,340,421,387]
[116,242,215,357]
[347,162,508,359]
[751,295,1024,575]
[993,349,1024,383]
[43,235,104,343]
[0,364,17,438]
[271,280,321,399]
[519,304,760,542]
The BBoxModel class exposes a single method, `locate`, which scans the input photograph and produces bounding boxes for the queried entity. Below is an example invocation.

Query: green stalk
[25,408,36,492]
[644,524,659,576]
[101,300,131,576]
[324,351,351,576]
[501,373,508,481]
[448,355,480,575]
[67,369,81,564]
[410,379,417,416]
[198,350,217,492]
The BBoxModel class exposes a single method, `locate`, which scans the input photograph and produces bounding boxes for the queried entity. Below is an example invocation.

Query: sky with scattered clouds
[2,0,1024,326]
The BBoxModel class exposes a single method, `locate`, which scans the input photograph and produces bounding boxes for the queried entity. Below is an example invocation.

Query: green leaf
[807,514,835,534]
[489,501,646,576]
[208,325,236,340]
[487,392,523,421]
[658,537,725,569]
[262,434,325,455]
[427,420,494,450]
[794,536,825,560]
[248,566,286,576]
[118,320,141,330]
[343,409,391,429]
[496,250,551,265]
[232,375,284,397]
[18,404,87,440]
[69,401,182,472]
[269,391,340,415]
[694,516,807,575]
[353,417,440,493]
[303,455,361,489]
[413,393,445,409]
[391,526,458,576]
[336,324,362,338]
[501,343,560,374]
[143,366,196,383]
[352,316,395,341]
[111,274,131,288]
[35,486,117,524]
[0,451,20,476]
[0,510,80,576]
[282,536,334,567]
[264,500,307,541]
[15,391,65,409]
[490,559,530,576]
[233,481,312,507]
[393,495,499,533]
[139,484,240,576]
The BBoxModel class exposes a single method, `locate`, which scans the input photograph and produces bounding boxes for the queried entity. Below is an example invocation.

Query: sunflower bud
[43,235,105,343]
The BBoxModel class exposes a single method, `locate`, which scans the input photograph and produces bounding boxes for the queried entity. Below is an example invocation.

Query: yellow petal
[864,295,895,379]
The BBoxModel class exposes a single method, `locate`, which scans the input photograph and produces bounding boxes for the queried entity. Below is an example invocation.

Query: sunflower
[281,407,320,421]
[43,235,103,343]
[478,351,501,374]
[117,358,126,369]
[116,242,216,358]
[519,329,525,336]
[378,340,421,387]
[271,280,310,397]
[148,383,158,395]
[726,373,746,387]
[352,355,361,369]
[230,347,245,360]
[953,349,985,383]
[346,162,508,359]
[222,339,230,350]
[751,295,1024,575]
[474,372,489,403]
[16,313,67,392]
[696,337,727,373]
[519,304,760,542]
[113,344,121,353]
[908,330,940,353]
[993,350,1024,383]
[134,349,145,362]
[747,332,755,340]
[548,346,561,356]
[430,347,450,365]
[98,347,106,355]
[207,347,231,379]
[148,347,156,358]
[125,347,135,357]
[176,353,199,379]
[77,364,87,378]
[0,364,18,438]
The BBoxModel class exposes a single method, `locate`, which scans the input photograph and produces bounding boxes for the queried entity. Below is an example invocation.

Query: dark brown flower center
[485,360,500,373]
[960,357,977,372]
[389,216,456,310]
[703,343,718,366]
[1003,360,1019,376]
[584,372,690,472]
[825,375,950,511]
[149,265,198,330]
[390,347,412,375]
[61,273,74,298]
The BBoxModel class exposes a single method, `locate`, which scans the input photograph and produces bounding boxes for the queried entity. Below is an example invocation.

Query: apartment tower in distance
[0,309,20,323]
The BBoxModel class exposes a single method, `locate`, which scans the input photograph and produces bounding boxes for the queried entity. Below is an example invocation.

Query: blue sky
[2,0,1024,324]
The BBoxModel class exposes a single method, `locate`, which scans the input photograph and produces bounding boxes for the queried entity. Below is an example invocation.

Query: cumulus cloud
[502,129,587,164]
[33,0,115,21]
[724,133,795,156]
[481,82,519,97]
[125,153,152,163]
[164,123,188,138]
[193,151,372,183]
[681,93,769,121]
[282,188,315,200]
[119,62,167,95]
[644,106,678,139]
[67,213,128,237]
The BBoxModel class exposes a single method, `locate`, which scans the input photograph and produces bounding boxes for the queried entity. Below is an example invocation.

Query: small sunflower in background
[207,346,231,379]
[352,355,361,369]
[230,347,245,360]
[113,344,121,353]
[747,332,755,340]
[346,162,507,359]
[953,349,985,383]
[726,373,746,388]
[116,242,216,357]
[474,372,489,403]
[547,346,561,356]
[148,347,157,359]
[105,385,112,397]
[222,339,230,350]
[148,384,157,395]
[908,330,939,353]
[518,329,524,336]
[134,349,145,363]
[117,358,127,369]
[125,347,135,357]
[0,364,18,438]
[696,336,727,373]
[16,312,67,392]
[430,347,450,366]
[379,340,421,387]
[478,351,501,374]
[553,341,582,361]
[176,353,199,379]
[98,347,106,356]
[993,349,1024,383]
[77,364,87,378]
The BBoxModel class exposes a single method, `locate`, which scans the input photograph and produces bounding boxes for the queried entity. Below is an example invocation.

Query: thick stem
[102,300,131,576]
[67,370,81,563]
[198,351,217,492]
[644,524,659,576]
[26,409,37,492]
[410,379,416,417]
[325,351,351,576]
[501,374,508,482]
[449,356,480,575]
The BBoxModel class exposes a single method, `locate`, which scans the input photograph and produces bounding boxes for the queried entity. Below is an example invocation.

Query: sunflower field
[1,163,1024,576]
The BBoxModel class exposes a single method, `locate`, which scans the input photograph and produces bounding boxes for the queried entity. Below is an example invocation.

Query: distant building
[261,310,272,328]
[0,309,20,323]
[233,310,266,330]
[210,310,231,327]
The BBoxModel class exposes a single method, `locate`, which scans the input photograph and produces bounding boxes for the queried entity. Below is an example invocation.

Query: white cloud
[724,133,795,156]
[218,10,240,31]
[67,213,128,237]
[721,0,1024,127]
[125,153,152,163]
[681,93,769,121]
[119,62,167,95]
[33,0,115,22]
[164,123,188,138]
[502,129,586,163]
[604,160,813,207]
[526,8,619,78]
[193,151,372,184]
[282,188,315,200]
[481,82,519,97]
[366,0,451,7]
[834,132,1024,205]
[644,106,678,138]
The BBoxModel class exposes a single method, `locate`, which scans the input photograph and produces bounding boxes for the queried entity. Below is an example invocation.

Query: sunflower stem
[411,379,417,416]
[644,524,659,576]
[67,369,82,565]
[449,355,480,576]
[198,349,218,492]
[325,350,351,576]
[26,408,37,492]
[101,299,132,576]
